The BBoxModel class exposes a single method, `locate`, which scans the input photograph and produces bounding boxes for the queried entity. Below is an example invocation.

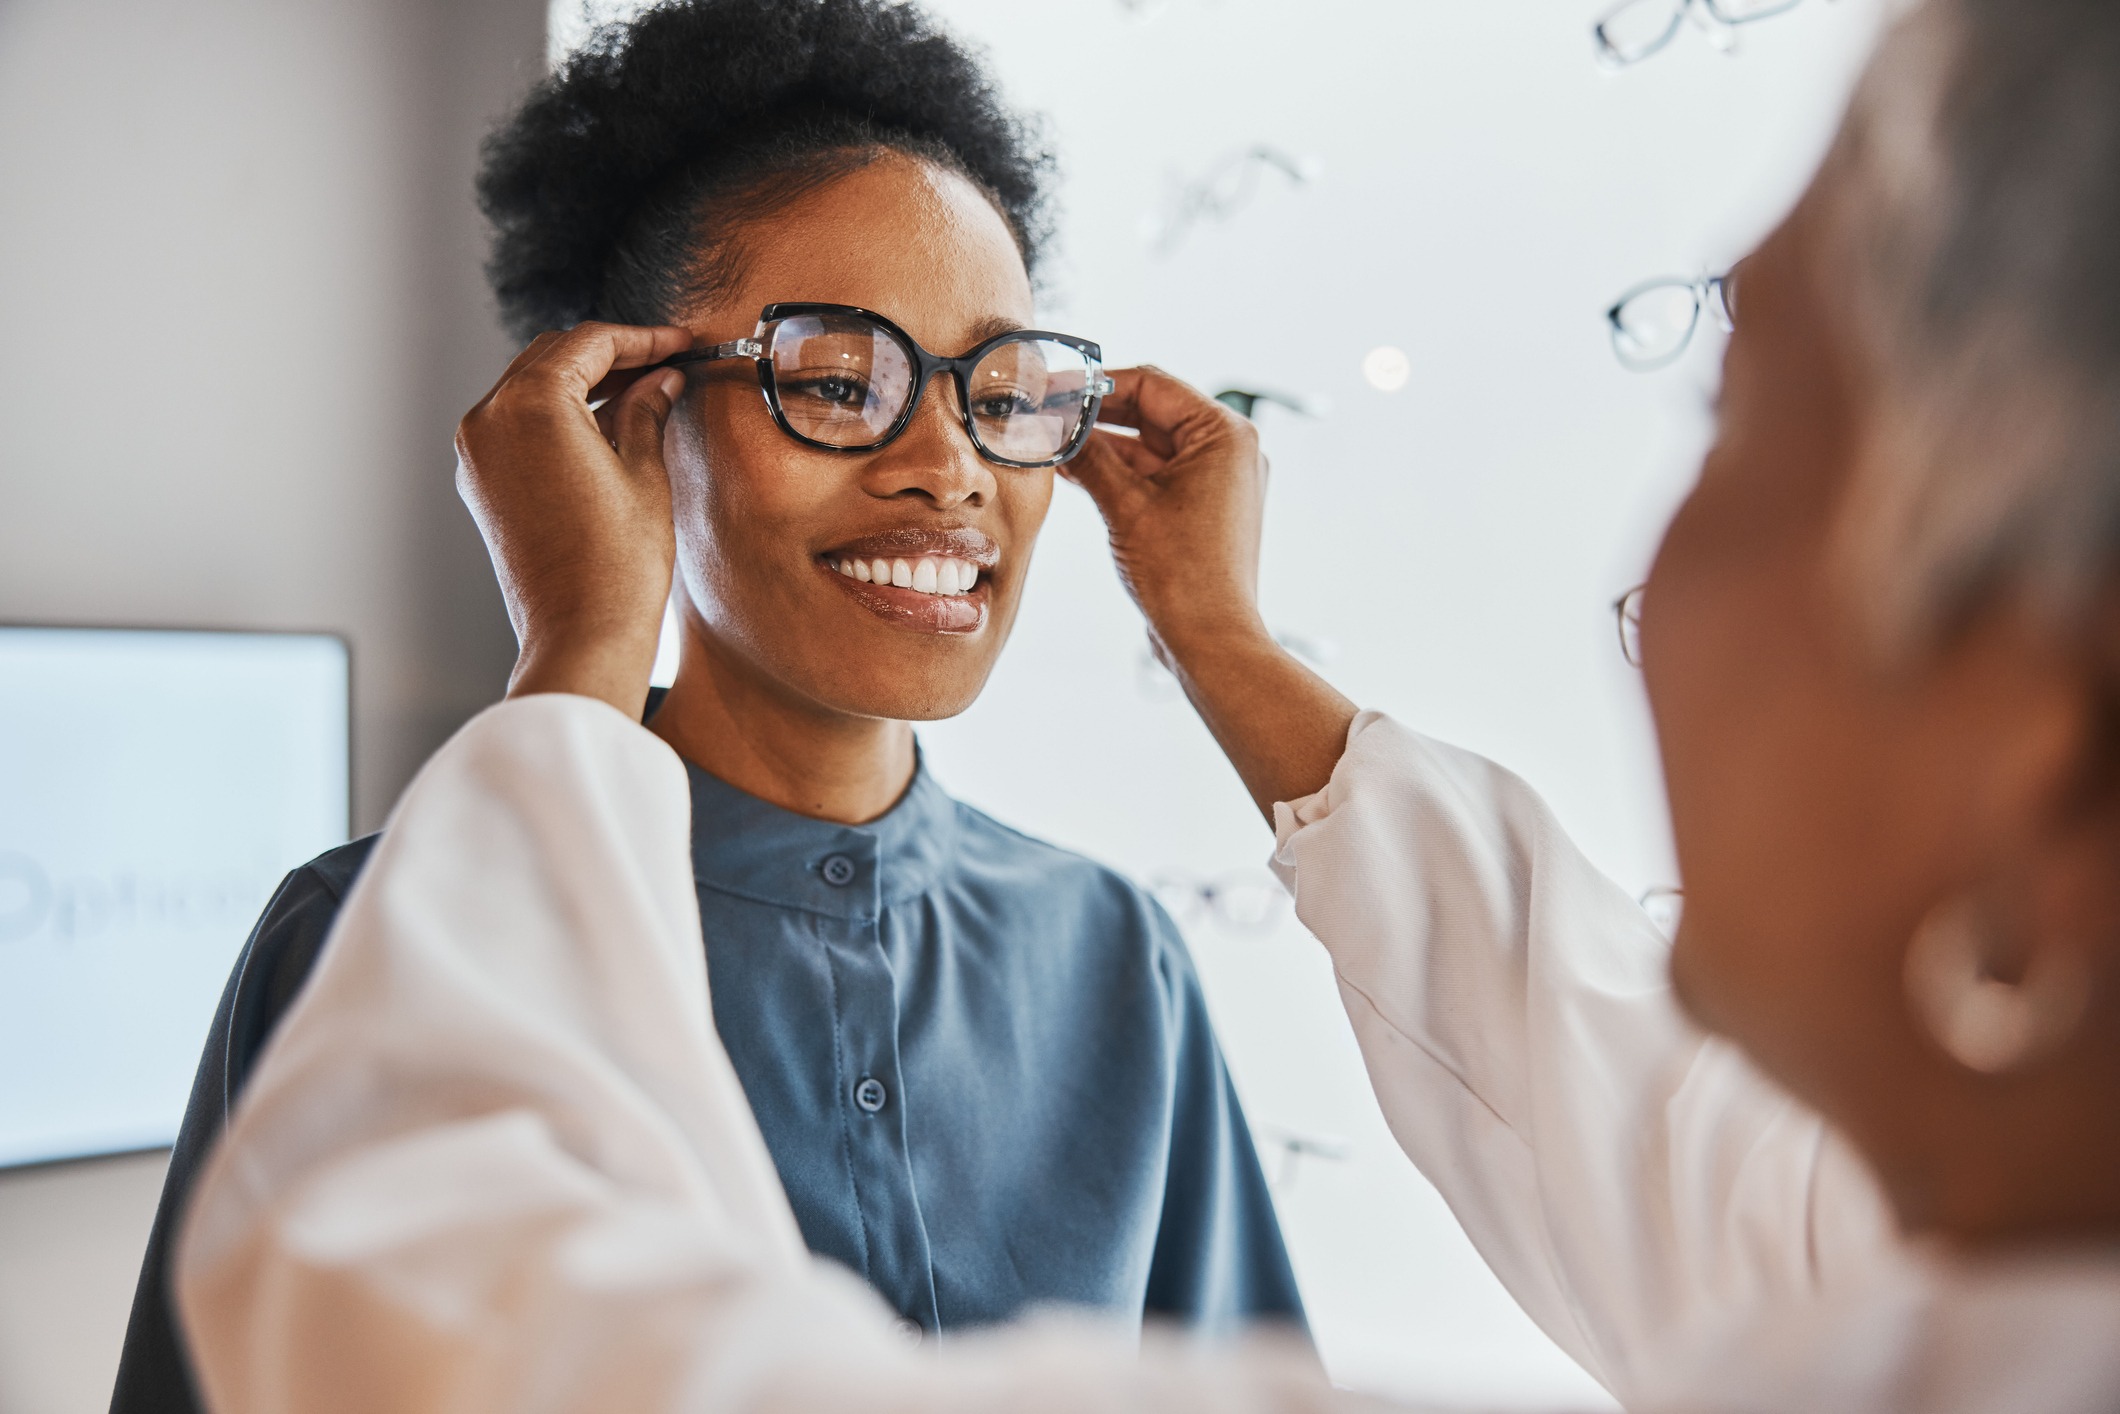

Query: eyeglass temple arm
[659,337,764,368]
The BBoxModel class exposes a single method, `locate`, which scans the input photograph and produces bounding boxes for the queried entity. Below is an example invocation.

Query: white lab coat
[174,698,2120,1413]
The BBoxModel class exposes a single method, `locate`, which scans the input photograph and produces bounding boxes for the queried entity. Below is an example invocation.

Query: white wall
[903,1,1888,1406]
[0,1,543,1408]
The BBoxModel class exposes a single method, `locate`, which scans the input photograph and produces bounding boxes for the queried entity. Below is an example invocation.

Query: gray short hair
[1823,0,2120,651]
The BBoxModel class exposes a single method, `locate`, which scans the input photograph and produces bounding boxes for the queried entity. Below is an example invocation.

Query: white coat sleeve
[173,695,1357,1414]
[1270,712,1898,1403]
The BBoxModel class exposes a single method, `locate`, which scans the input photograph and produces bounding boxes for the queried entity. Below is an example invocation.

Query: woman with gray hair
[172,0,2120,1410]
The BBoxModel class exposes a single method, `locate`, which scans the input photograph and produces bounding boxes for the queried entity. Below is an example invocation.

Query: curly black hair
[476,0,1053,344]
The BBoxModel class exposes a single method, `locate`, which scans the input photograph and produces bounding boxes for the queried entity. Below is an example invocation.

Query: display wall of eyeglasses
[907,1,1888,1405]
[554,0,1887,1406]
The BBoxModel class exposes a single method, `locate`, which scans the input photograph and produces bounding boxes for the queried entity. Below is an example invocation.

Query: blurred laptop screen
[0,627,349,1167]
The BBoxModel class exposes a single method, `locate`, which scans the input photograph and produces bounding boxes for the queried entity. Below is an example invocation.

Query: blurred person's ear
[1899,608,2120,1085]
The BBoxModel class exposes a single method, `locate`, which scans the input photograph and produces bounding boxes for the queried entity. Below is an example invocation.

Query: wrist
[1146,606,1275,674]
[506,620,661,722]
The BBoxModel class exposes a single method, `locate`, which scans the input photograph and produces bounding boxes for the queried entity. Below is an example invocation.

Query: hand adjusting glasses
[658,303,1116,469]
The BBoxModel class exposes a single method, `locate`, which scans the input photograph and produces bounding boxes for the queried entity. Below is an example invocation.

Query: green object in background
[1213,388,1321,420]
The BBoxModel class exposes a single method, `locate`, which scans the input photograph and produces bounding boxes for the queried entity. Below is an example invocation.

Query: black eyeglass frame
[657,302,1116,470]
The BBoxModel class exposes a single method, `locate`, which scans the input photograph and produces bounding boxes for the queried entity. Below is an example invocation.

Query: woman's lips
[822,564,988,634]
[814,529,998,636]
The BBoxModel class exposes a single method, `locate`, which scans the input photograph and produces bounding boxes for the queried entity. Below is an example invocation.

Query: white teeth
[829,554,985,596]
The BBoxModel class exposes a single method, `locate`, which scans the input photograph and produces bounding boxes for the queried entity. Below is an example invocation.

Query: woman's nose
[863,374,995,508]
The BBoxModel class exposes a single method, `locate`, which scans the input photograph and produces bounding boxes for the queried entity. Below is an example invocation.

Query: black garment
[109,841,370,1414]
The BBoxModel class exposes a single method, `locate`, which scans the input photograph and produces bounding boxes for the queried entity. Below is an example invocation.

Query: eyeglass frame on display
[1615,584,1646,668]
[1213,387,1325,421]
[1640,886,1685,938]
[1149,869,1292,934]
[1606,272,1736,372]
[1138,627,1339,702]
[657,302,1115,469]
[1593,0,1807,68]
[1146,144,1319,257]
[1254,1123,1353,1192]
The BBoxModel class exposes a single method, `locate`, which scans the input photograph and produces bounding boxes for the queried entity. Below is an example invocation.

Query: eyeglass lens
[766,312,1096,464]
[966,337,1097,464]
[767,313,914,448]
[1610,281,1706,370]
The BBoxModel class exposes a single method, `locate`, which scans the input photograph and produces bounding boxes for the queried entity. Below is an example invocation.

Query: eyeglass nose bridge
[890,354,993,456]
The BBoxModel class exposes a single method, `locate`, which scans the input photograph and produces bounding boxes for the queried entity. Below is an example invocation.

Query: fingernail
[656,369,684,401]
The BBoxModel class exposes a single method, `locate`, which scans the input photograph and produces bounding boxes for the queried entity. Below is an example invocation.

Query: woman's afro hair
[477,0,1054,344]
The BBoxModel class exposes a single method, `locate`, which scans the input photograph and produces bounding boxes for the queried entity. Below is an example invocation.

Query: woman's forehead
[712,156,1036,350]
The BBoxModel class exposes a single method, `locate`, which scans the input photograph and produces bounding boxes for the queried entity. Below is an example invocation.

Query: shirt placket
[813,833,939,1334]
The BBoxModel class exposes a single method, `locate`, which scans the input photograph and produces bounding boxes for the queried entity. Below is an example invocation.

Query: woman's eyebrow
[962,315,1026,345]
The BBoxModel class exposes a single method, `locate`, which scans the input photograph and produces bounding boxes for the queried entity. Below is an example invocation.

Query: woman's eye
[973,389,1038,420]
[788,373,872,408]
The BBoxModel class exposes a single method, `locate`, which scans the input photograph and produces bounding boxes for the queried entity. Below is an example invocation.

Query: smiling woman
[106,4,1302,1413]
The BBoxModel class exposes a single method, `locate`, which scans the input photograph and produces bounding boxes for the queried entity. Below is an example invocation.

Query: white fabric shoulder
[1271,711,1897,1403]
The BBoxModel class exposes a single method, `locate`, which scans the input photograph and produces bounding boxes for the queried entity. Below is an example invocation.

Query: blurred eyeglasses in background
[1144,144,1320,256]
[1640,886,1685,938]
[1593,0,1806,67]
[1139,627,1339,702]
[1150,869,1291,934]
[1607,271,1735,371]
[1255,1123,1353,1191]
[1615,584,1646,667]
[1214,387,1327,421]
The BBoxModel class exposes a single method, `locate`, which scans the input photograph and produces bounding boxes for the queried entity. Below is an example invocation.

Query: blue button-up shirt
[685,758,1304,1333]
[111,748,1304,1414]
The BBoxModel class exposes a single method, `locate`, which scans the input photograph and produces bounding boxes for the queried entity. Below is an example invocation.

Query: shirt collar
[681,751,958,921]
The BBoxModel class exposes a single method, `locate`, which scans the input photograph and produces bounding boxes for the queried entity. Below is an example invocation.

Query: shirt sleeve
[172,695,1355,1414]
[1269,711,1897,1403]
[1141,920,1309,1336]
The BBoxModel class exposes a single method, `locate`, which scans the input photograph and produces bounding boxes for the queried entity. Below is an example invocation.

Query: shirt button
[854,1076,888,1113]
[893,1317,923,1345]
[820,853,857,887]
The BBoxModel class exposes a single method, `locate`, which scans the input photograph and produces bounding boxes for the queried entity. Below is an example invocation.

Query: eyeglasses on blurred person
[1607,271,1737,370]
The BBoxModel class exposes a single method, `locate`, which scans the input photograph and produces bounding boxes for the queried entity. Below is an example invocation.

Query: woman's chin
[790,641,1002,723]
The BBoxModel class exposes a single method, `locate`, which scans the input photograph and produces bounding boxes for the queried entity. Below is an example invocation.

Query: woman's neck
[647,628,917,826]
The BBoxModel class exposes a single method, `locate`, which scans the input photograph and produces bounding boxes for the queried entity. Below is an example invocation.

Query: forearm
[1159,621,1359,823]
